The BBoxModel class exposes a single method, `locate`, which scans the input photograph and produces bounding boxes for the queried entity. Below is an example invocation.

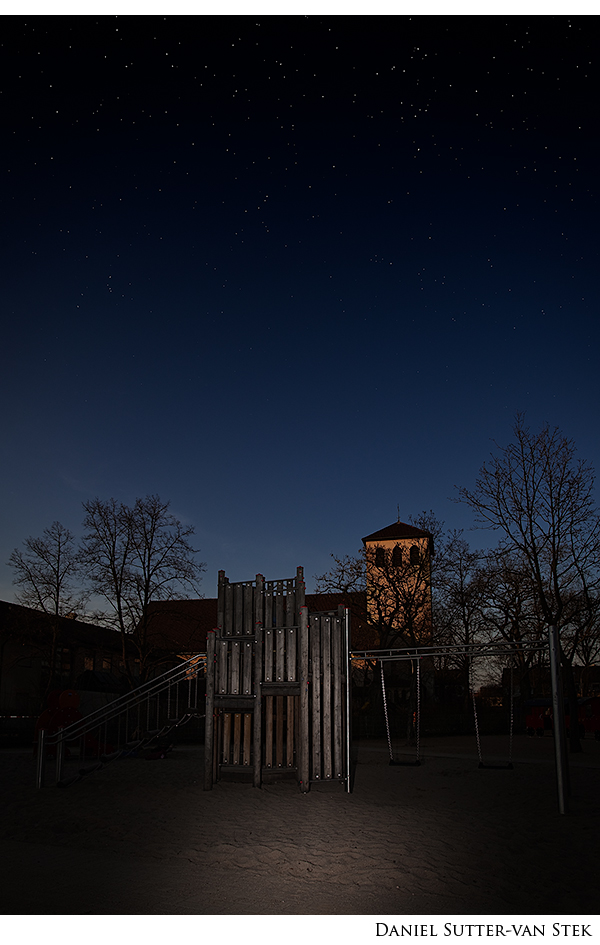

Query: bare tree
[314,552,366,595]
[79,495,205,685]
[8,521,84,700]
[458,416,600,751]
[434,531,488,703]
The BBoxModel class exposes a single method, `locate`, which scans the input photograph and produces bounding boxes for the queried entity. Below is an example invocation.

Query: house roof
[362,520,434,546]
[0,599,124,651]
[143,598,218,653]
[144,592,378,651]
[1,586,382,659]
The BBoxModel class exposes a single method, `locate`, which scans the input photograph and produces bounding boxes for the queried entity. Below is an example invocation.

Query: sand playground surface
[1,733,599,916]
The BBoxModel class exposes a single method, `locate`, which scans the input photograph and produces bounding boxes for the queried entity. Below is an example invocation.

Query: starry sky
[2,14,598,604]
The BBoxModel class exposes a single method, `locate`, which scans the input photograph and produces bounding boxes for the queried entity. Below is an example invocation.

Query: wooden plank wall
[205,571,349,793]
[308,610,348,785]
[206,569,306,789]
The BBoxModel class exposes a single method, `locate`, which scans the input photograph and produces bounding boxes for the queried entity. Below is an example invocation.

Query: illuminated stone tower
[361,520,434,646]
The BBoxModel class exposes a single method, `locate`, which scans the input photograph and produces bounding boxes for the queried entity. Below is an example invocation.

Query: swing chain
[470,655,484,766]
[472,655,515,769]
[380,660,394,763]
[415,658,421,763]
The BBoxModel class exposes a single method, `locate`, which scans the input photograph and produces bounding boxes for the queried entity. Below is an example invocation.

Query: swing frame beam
[352,641,547,662]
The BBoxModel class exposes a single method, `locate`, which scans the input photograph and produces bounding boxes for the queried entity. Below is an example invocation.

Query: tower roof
[362,521,434,547]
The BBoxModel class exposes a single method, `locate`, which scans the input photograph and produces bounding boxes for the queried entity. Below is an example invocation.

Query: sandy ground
[1,734,599,915]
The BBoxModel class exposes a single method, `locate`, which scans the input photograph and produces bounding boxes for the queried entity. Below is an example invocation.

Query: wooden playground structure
[204,568,351,792]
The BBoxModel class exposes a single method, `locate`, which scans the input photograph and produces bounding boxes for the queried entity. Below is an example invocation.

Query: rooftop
[362,521,433,543]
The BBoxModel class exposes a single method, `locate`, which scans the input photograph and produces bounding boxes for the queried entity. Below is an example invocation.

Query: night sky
[2,14,598,603]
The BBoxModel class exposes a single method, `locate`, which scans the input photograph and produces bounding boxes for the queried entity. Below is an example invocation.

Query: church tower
[361,520,434,646]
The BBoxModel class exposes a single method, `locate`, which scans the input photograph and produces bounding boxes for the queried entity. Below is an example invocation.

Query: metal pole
[415,658,421,765]
[343,606,352,793]
[204,630,216,790]
[36,729,46,789]
[548,623,568,815]
[55,728,64,784]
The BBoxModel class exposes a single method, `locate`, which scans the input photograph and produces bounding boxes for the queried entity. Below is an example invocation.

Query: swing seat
[390,758,421,767]
[478,761,514,770]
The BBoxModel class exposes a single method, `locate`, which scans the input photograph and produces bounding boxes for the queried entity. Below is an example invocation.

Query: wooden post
[243,582,254,634]
[273,695,281,766]
[286,578,295,628]
[222,713,231,764]
[230,639,240,695]
[204,630,216,790]
[243,713,252,765]
[287,696,295,767]
[322,616,332,779]
[242,639,253,694]
[217,571,227,633]
[332,614,344,781]
[265,582,273,631]
[264,628,273,684]
[311,614,322,781]
[224,581,233,634]
[286,627,297,681]
[253,624,263,788]
[254,574,264,629]
[276,627,285,682]
[275,581,284,628]
[296,566,305,611]
[298,606,310,792]
[234,582,243,634]
[265,696,273,767]
[217,640,228,695]
[232,713,241,764]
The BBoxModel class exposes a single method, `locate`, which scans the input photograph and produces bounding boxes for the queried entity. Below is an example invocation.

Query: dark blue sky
[2,15,598,601]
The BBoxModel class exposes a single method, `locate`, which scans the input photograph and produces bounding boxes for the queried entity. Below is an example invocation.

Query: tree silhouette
[79,495,205,685]
[458,416,600,751]
[8,521,84,700]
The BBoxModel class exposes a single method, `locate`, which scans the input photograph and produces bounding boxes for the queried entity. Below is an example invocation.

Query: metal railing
[35,654,206,787]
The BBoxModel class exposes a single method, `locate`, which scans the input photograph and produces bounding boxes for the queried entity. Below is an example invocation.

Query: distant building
[0,600,127,715]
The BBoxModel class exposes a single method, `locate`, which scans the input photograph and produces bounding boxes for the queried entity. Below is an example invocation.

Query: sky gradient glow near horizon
[2,15,598,603]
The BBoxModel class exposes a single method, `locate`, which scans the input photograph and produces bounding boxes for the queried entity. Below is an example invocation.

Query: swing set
[355,641,547,771]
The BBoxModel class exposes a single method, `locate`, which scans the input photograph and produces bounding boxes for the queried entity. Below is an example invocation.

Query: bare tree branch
[79,495,205,685]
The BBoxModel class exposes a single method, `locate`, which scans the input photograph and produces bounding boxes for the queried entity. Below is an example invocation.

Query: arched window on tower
[375,547,385,567]
[410,544,420,565]
[392,545,402,567]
